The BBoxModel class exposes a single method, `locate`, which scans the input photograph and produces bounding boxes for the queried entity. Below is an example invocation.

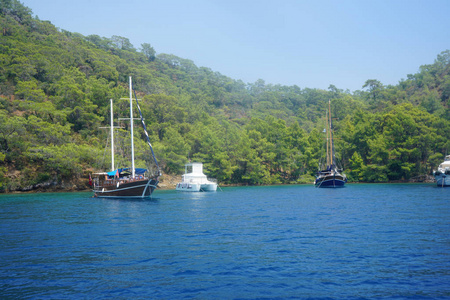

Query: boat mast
[129,76,135,178]
[326,109,330,167]
[110,99,114,171]
[328,100,333,167]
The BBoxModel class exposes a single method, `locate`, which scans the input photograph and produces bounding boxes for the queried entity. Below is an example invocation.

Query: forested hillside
[1,0,449,192]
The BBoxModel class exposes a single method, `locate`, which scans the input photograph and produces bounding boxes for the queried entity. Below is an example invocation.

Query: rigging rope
[133,90,161,176]
[100,130,110,170]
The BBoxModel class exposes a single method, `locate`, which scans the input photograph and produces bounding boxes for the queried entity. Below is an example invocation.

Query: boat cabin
[182,163,209,184]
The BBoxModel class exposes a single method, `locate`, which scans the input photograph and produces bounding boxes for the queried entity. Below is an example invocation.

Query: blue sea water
[0,184,449,299]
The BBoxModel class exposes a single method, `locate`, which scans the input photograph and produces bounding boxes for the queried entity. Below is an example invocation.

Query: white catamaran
[176,162,217,192]
[92,77,160,198]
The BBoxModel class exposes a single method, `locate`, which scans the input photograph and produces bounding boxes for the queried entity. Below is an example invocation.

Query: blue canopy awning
[107,170,119,177]
[106,168,147,177]
[135,168,147,175]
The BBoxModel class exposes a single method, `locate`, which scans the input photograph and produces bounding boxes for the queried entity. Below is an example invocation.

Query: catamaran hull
[176,182,217,192]
[200,183,217,192]
[315,175,347,188]
[93,179,158,198]
[434,174,450,187]
[176,183,201,192]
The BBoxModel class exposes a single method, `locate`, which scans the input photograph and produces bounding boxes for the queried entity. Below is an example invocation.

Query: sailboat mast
[326,109,330,167]
[129,76,135,178]
[110,99,114,171]
[328,100,333,167]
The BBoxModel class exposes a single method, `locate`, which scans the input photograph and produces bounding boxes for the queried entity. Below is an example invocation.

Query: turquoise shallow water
[0,184,449,299]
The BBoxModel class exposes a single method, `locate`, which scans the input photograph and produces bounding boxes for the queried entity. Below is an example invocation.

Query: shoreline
[1,179,438,195]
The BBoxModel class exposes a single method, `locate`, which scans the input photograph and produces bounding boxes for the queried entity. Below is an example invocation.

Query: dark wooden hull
[315,173,347,188]
[93,178,158,198]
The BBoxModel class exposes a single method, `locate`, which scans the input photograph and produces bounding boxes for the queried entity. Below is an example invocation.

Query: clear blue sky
[22,0,450,92]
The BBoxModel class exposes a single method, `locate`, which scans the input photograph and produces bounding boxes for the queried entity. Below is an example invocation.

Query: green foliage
[0,1,449,191]
[26,143,100,180]
[348,152,365,182]
[341,104,448,182]
[0,151,7,190]
[141,43,156,62]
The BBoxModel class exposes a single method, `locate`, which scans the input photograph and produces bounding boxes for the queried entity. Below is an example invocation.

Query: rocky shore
[2,174,436,194]
[3,174,182,194]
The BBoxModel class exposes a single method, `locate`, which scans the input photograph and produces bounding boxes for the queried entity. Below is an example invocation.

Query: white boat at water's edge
[176,162,217,192]
[433,155,450,187]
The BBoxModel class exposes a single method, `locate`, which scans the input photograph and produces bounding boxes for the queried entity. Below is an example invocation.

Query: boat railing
[99,175,148,185]
[185,177,217,184]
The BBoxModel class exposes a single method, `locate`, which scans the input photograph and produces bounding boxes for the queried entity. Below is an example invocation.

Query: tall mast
[326,109,330,166]
[129,76,135,178]
[110,99,114,171]
[328,100,333,167]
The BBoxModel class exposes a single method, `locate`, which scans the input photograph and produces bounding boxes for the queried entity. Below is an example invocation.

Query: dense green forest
[1,0,449,192]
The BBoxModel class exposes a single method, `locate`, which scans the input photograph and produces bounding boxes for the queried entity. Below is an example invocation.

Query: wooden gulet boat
[92,77,160,198]
[315,100,347,188]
